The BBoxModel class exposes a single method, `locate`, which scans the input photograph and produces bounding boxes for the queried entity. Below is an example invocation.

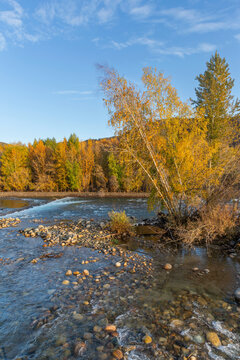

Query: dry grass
[108,210,135,236]
[177,204,239,245]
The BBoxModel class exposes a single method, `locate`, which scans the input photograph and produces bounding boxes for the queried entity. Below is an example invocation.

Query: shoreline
[0,191,149,199]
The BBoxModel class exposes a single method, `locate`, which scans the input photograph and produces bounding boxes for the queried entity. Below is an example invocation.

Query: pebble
[103,284,111,289]
[194,334,205,344]
[115,262,121,267]
[112,349,124,359]
[234,288,240,303]
[74,342,87,356]
[73,312,84,321]
[170,319,184,327]
[105,324,116,332]
[143,335,152,344]
[83,332,93,340]
[83,269,89,276]
[93,325,102,333]
[206,332,221,347]
[62,280,70,285]
[65,270,72,276]
[164,263,172,270]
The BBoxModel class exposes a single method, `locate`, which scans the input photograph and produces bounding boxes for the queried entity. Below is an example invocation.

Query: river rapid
[0,197,239,360]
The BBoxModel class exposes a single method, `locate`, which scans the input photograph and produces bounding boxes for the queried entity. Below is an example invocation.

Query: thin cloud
[0,0,23,28]
[160,6,240,34]
[0,33,6,50]
[0,0,40,47]
[129,5,153,19]
[235,33,240,41]
[110,35,216,57]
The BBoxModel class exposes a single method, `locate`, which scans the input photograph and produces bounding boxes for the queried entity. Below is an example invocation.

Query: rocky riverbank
[0,215,239,359]
[0,217,21,228]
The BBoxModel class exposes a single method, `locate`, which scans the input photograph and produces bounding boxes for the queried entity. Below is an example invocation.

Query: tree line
[0,135,149,192]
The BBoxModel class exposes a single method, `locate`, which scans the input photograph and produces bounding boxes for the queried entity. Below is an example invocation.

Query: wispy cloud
[235,33,240,41]
[36,0,153,27]
[0,32,6,50]
[0,0,40,50]
[129,4,153,19]
[159,6,240,34]
[109,35,216,57]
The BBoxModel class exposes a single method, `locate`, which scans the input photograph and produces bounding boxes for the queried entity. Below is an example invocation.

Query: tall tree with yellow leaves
[29,140,56,191]
[100,66,232,222]
[0,144,30,191]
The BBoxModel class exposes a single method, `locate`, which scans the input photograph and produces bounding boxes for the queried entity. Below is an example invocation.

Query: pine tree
[192,51,240,143]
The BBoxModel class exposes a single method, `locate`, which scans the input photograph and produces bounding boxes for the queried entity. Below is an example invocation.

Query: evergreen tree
[192,51,240,143]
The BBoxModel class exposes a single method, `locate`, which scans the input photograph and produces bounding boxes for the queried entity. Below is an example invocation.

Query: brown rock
[206,332,221,347]
[164,263,172,270]
[143,335,152,344]
[105,324,117,332]
[112,349,123,359]
[74,342,87,356]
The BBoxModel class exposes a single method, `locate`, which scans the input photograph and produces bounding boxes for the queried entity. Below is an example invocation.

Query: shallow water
[0,197,239,360]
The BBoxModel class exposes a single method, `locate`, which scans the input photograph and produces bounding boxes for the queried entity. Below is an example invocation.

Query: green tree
[192,51,240,143]
[108,152,123,188]
[0,145,31,191]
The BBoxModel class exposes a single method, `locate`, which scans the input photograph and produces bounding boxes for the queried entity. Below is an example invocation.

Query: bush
[177,204,238,245]
[108,210,135,236]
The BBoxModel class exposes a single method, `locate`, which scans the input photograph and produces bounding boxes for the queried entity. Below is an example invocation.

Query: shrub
[108,210,135,236]
[177,204,238,245]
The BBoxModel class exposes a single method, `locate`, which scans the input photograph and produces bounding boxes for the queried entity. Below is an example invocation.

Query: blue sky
[0,0,239,144]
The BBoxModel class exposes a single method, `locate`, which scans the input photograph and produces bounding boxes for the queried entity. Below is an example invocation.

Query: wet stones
[206,332,221,347]
[115,262,121,267]
[234,288,240,303]
[72,312,84,321]
[105,324,117,332]
[83,269,89,276]
[164,263,172,270]
[62,280,70,285]
[143,335,152,344]
[74,341,87,356]
[0,217,21,229]
[170,319,184,328]
[112,349,124,359]
[193,334,205,344]
[65,269,72,276]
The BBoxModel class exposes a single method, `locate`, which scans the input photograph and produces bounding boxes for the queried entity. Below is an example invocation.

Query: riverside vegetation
[1,52,240,245]
[0,52,240,359]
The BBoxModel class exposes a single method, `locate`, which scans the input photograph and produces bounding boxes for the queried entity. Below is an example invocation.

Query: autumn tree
[100,66,233,223]
[80,140,94,191]
[55,139,69,191]
[0,145,30,191]
[29,140,56,191]
[192,51,240,143]
[93,164,107,191]
[66,134,82,191]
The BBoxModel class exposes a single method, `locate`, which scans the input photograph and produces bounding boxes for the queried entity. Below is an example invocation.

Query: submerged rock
[234,288,240,303]
[164,263,172,270]
[206,332,221,347]
[143,335,152,344]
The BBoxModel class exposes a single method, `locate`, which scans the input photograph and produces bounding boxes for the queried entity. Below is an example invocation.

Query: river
[0,197,239,360]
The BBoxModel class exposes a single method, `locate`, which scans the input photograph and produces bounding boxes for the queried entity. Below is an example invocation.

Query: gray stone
[234,288,240,303]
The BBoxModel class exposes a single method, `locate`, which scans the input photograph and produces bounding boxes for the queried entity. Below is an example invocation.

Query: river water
[0,197,239,360]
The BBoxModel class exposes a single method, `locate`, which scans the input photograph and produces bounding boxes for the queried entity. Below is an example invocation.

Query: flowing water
[0,197,239,360]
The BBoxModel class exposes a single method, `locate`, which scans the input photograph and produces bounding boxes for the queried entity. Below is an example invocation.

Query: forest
[0,135,148,193]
